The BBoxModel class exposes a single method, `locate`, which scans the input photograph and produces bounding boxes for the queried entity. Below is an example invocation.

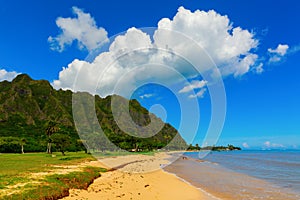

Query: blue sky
[0,0,299,149]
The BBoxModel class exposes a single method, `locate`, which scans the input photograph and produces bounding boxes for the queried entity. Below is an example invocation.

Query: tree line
[187,144,241,151]
[0,121,187,155]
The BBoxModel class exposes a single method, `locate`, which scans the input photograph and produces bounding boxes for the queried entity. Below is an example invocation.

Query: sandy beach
[60,153,216,200]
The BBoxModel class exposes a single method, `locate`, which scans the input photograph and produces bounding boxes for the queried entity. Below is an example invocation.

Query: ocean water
[164,150,300,200]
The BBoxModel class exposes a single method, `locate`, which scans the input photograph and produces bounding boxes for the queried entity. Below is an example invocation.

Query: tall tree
[51,133,71,156]
[45,121,59,154]
[19,138,27,154]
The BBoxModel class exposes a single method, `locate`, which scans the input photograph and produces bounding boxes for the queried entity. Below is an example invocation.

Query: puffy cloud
[154,7,259,77]
[48,7,108,52]
[188,88,207,99]
[242,142,250,148]
[53,7,260,97]
[268,44,289,63]
[0,69,20,81]
[179,80,207,93]
[53,28,157,97]
[220,54,259,77]
[268,44,289,56]
[109,27,152,55]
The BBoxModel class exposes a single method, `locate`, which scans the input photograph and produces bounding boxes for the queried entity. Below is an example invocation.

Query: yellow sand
[61,153,216,200]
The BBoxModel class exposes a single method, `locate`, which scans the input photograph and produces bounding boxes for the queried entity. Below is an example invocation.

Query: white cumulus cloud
[154,7,259,77]
[48,7,109,52]
[268,44,289,63]
[268,44,289,56]
[53,7,261,97]
[0,69,20,81]
[53,28,157,97]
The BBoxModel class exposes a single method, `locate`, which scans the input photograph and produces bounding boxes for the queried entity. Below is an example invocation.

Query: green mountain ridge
[0,74,187,153]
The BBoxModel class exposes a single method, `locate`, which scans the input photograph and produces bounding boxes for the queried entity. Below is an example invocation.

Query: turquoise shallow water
[164,150,300,200]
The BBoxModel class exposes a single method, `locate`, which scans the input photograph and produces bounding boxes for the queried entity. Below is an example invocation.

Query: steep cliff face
[0,74,187,152]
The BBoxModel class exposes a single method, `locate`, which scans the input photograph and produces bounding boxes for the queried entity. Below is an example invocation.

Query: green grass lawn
[92,150,155,157]
[0,152,94,175]
[0,152,106,200]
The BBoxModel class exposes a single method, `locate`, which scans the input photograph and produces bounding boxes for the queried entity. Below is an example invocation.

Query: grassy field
[0,152,107,200]
[92,150,155,157]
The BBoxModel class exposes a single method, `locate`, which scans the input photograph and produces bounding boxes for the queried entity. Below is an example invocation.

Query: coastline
[165,151,300,200]
[60,152,217,200]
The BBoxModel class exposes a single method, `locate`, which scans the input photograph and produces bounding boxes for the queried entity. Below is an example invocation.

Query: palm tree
[45,121,59,154]
[20,138,26,154]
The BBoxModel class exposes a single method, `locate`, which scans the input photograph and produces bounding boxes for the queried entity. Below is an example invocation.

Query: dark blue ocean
[164,150,300,200]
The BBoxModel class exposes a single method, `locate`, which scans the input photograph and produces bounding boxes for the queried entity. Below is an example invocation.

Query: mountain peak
[12,74,33,83]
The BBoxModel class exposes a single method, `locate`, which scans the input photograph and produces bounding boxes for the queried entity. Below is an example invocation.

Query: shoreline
[161,168,221,200]
[165,151,300,200]
[60,152,217,200]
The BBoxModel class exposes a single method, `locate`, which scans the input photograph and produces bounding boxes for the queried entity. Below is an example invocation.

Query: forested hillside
[0,74,187,153]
